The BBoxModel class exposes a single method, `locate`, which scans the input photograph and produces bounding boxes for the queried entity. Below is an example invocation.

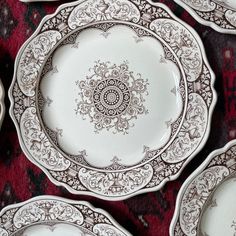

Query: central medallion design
[93,78,131,117]
[75,61,149,134]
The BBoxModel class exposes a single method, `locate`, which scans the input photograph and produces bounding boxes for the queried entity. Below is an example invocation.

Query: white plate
[170,140,236,236]
[0,195,131,236]
[0,80,5,129]
[9,0,216,200]
[174,0,236,34]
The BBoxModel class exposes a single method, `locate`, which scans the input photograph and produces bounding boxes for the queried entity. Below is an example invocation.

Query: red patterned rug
[0,0,235,235]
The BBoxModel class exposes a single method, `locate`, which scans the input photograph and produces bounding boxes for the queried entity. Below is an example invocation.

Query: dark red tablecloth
[0,0,235,235]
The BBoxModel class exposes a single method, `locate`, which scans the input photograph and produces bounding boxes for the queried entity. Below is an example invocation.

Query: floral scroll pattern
[225,11,236,27]
[181,0,216,11]
[75,60,149,134]
[78,164,153,197]
[150,19,202,82]
[171,142,236,236]
[13,201,84,227]
[17,31,62,96]
[161,93,207,163]
[175,0,236,32]
[180,166,229,236]
[93,224,126,236]
[20,107,70,171]
[0,197,130,236]
[68,0,140,29]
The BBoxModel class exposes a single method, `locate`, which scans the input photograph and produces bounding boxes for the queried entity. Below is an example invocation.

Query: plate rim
[174,0,236,35]
[0,195,132,236]
[169,139,236,236]
[8,0,217,200]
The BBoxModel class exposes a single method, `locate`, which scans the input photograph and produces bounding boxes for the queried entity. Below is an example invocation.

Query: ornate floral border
[174,0,236,34]
[9,0,216,200]
[170,140,236,236]
[0,195,131,236]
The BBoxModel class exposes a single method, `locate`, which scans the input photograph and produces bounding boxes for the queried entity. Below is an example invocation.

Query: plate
[9,0,216,200]
[0,79,5,129]
[0,195,131,236]
[174,0,236,34]
[170,140,236,236]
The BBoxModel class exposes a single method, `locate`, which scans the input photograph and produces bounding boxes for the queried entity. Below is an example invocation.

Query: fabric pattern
[0,0,234,235]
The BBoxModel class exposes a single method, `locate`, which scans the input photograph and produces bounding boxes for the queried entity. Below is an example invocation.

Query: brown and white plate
[0,79,5,129]
[9,0,216,200]
[0,195,131,236]
[170,140,236,236]
[174,0,236,34]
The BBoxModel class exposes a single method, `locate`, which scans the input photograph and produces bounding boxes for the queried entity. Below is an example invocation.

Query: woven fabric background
[0,0,235,235]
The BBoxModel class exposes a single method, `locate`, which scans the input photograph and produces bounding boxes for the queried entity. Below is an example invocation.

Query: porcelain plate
[9,0,216,200]
[0,195,131,236]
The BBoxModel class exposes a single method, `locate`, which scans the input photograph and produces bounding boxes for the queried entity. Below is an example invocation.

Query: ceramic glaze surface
[215,0,236,9]
[0,196,131,236]
[16,224,94,236]
[200,176,236,236]
[170,141,236,236]
[40,24,183,167]
[174,0,236,34]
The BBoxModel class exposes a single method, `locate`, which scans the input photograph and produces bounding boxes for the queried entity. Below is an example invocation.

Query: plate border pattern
[0,195,131,236]
[174,0,236,34]
[170,140,236,236]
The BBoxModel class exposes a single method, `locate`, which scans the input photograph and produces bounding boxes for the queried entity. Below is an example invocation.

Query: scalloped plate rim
[174,0,236,34]
[0,195,132,236]
[8,0,217,201]
[169,139,236,236]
